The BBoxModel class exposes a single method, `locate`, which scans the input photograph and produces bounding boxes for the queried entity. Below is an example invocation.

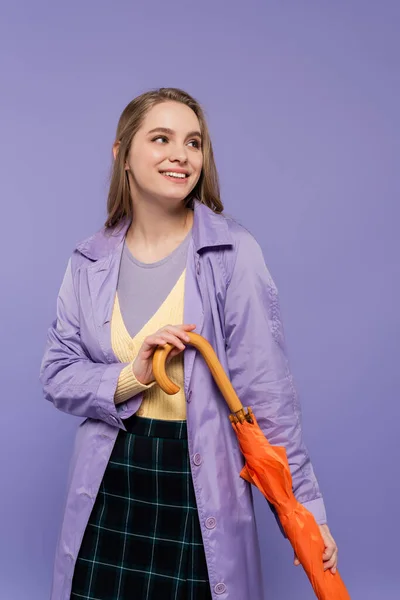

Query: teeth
[162,171,187,179]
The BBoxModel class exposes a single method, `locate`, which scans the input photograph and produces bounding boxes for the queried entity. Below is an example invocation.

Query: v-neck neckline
[113,269,187,347]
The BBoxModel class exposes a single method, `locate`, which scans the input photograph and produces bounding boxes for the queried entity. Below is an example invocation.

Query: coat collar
[75,199,233,260]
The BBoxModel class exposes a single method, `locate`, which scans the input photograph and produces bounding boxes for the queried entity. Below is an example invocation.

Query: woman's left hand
[294,523,338,574]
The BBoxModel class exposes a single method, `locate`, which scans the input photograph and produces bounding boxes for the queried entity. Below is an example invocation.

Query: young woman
[40,87,338,600]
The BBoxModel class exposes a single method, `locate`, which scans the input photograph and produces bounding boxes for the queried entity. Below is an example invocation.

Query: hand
[132,323,196,385]
[294,523,338,574]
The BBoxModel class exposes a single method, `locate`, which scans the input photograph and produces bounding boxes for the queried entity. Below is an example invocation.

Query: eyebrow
[147,127,202,139]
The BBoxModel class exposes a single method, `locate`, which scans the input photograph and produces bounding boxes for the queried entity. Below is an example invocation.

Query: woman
[40,87,338,600]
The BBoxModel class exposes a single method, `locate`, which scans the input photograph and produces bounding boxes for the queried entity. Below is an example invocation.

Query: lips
[159,171,190,183]
[159,170,190,178]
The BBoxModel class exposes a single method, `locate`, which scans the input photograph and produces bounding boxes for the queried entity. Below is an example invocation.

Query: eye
[151,135,201,148]
[152,135,168,143]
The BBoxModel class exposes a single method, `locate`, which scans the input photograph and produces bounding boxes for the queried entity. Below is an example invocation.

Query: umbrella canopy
[152,331,350,600]
[231,408,350,599]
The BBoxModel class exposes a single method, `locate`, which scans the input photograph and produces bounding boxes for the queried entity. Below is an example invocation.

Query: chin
[157,188,192,203]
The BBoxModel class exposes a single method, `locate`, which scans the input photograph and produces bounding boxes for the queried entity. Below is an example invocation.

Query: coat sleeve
[39,256,146,428]
[224,230,327,535]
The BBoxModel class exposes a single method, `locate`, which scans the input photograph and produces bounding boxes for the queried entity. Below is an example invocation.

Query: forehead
[141,101,200,133]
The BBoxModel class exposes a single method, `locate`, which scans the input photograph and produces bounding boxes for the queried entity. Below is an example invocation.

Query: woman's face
[123,101,203,206]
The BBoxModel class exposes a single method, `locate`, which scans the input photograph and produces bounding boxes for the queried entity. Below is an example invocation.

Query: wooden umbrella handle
[152,331,247,418]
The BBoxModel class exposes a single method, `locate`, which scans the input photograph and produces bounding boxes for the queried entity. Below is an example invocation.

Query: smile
[160,171,190,183]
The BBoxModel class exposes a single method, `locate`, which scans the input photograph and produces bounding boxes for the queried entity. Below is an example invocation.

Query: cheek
[148,144,166,163]
[130,147,164,178]
[193,154,204,176]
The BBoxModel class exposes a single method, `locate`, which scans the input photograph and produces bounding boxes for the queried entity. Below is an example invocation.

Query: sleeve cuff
[301,496,327,525]
[95,362,129,426]
[114,363,157,405]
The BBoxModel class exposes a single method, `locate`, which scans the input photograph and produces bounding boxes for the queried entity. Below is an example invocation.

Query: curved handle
[152,331,249,420]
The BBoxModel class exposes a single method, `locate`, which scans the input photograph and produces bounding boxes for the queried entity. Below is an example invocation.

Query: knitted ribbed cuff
[114,363,157,405]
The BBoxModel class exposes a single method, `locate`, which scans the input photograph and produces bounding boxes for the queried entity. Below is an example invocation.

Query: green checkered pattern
[70,416,212,600]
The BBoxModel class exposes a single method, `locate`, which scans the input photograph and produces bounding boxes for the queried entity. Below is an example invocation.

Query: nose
[169,143,188,163]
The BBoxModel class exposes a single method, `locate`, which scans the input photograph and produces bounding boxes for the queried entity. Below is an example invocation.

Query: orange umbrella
[153,332,350,600]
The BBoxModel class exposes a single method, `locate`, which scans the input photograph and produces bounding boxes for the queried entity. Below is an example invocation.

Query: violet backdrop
[0,1,398,598]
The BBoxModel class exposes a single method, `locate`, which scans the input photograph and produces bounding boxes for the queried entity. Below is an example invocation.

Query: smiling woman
[106,88,223,230]
[40,87,333,600]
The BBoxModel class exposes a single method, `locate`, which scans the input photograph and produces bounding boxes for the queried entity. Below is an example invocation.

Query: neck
[126,198,193,249]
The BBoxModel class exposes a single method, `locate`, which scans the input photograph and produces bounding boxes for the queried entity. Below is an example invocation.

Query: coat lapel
[78,219,130,365]
[183,238,204,395]
[87,249,124,364]
[183,201,234,394]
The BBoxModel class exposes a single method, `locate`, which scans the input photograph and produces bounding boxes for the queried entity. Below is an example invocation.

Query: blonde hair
[105,87,223,229]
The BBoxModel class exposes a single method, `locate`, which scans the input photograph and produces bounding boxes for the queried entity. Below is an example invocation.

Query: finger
[323,551,338,572]
[158,332,186,350]
[165,323,196,334]
[323,542,337,561]
[161,326,191,344]
[160,325,191,342]
[323,546,335,561]
[166,347,182,362]
[168,345,181,355]
[141,337,168,353]
[140,335,181,356]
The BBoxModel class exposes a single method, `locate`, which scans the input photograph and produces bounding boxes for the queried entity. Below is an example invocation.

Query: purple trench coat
[40,200,327,600]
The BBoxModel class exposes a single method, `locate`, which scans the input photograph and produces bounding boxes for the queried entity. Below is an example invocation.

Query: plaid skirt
[70,415,212,600]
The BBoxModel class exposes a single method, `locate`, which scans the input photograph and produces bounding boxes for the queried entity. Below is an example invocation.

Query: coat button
[205,516,217,529]
[193,453,202,466]
[214,582,226,594]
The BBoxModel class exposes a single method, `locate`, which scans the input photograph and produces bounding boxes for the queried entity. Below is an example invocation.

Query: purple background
[1,1,398,598]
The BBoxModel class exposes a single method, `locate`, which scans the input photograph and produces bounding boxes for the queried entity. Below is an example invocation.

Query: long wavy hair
[105,87,224,229]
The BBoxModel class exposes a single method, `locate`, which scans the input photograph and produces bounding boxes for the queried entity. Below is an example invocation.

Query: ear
[113,140,129,171]
[112,141,120,160]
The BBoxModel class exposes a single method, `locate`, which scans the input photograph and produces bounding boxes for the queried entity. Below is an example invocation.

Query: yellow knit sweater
[111,269,187,421]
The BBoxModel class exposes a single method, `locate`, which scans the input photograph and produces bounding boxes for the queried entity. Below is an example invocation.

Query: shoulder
[224,212,264,255]
[221,210,278,295]
[222,212,269,282]
[69,218,130,273]
[69,233,98,275]
[64,228,111,283]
